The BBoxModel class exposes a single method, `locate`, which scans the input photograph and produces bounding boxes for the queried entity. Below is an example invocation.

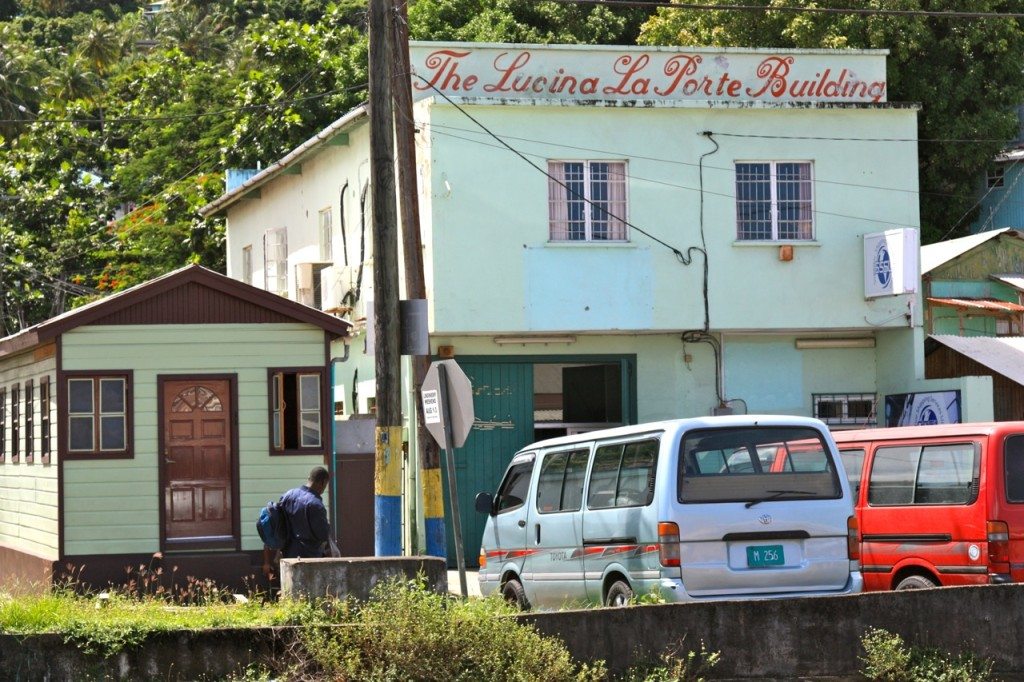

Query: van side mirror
[474,491,494,515]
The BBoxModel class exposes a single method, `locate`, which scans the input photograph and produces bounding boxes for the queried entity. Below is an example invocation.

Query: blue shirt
[279,485,331,558]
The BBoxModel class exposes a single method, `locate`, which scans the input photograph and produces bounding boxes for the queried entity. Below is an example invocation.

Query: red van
[832,422,1024,591]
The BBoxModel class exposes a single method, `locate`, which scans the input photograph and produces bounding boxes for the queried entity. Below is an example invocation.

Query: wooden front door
[161,378,235,547]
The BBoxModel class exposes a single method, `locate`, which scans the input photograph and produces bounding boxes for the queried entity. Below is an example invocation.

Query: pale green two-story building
[202,42,993,565]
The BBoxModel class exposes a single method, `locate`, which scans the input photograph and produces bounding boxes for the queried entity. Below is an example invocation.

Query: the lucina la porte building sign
[410,43,888,103]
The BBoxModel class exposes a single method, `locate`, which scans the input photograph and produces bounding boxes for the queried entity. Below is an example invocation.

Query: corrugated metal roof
[921,227,1018,274]
[992,274,1024,292]
[927,297,1024,313]
[930,334,1024,385]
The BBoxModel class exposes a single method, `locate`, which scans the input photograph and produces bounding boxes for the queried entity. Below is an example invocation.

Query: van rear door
[675,426,852,597]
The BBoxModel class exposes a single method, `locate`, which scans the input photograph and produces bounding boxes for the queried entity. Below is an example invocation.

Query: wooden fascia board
[0,330,43,359]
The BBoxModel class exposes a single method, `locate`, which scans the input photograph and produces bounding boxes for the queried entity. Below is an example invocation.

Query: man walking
[263,466,332,579]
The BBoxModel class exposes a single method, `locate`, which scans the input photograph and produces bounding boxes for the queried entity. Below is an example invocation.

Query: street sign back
[421,359,474,448]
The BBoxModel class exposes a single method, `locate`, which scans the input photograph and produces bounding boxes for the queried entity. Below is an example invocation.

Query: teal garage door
[440,362,534,568]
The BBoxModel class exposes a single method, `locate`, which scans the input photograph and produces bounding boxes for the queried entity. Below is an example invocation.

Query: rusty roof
[926,297,1024,313]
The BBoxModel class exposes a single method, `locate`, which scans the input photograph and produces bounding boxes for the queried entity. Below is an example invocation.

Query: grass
[1,575,720,680]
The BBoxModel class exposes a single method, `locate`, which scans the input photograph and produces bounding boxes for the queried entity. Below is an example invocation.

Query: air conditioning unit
[295,262,330,309]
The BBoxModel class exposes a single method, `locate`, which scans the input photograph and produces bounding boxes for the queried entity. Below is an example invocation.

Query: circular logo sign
[968,544,981,561]
[874,241,892,289]
[912,396,944,426]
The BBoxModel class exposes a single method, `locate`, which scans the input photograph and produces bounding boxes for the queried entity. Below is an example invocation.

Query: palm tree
[156,5,232,61]
[42,54,102,104]
[77,19,122,77]
[0,29,45,141]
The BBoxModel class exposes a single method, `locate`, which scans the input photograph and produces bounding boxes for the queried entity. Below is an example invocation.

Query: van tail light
[658,522,680,568]
[479,550,487,570]
[847,515,860,562]
[987,520,1010,573]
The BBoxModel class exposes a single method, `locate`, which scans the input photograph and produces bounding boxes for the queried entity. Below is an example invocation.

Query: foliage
[0,576,320,659]
[292,577,606,681]
[408,0,647,45]
[616,642,720,682]
[3,0,1024,335]
[637,0,1024,244]
[860,627,994,681]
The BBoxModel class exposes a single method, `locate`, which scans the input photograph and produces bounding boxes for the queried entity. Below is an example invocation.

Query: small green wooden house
[0,265,350,591]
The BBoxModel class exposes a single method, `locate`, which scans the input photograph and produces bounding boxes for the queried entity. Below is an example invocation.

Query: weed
[860,627,994,682]
[291,577,605,681]
[629,587,667,606]
[616,641,720,682]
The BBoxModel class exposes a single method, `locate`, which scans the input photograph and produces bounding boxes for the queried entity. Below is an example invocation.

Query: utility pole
[368,0,403,556]
[392,0,446,558]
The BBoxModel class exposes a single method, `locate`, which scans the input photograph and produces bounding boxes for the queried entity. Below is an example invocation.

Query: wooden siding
[0,350,58,559]
[87,281,301,326]
[929,236,1024,280]
[61,324,328,556]
[925,344,1024,421]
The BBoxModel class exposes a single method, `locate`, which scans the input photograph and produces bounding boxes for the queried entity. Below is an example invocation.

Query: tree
[638,0,1024,242]
[408,0,648,45]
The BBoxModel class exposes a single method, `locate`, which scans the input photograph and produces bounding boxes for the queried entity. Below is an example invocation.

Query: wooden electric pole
[368,0,403,556]
[391,0,446,559]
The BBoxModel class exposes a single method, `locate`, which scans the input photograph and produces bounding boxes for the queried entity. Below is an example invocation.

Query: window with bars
[548,161,628,242]
[263,228,288,296]
[736,161,813,241]
[813,392,876,427]
[270,369,324,453]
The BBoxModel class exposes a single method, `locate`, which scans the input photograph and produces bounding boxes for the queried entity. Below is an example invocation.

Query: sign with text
[421,360,475,449]
[410,42,888,104]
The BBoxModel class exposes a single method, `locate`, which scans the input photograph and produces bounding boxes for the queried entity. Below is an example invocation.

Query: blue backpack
[256,501,288,550]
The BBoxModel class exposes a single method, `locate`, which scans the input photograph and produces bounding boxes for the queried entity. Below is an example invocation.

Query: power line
[0,83,369,126]
[429,125,922,229]
[531,0,1024,20]
[413,119,1000,202]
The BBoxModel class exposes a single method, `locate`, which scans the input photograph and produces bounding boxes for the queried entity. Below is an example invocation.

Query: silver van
[474,415,863,609]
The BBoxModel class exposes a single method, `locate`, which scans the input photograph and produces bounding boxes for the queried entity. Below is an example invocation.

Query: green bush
[860,628,993,682]
[291,577,605,681]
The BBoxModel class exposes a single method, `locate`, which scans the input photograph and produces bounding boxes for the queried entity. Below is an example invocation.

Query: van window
[536,449,589,513]
[1005,435,1024,502]
[496,460,534,513]
[587,439,658,510]
[839,448,865,489]
[678,427,840,504]
[867,443,978,506]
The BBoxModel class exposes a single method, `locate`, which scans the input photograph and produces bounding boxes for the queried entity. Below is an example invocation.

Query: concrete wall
[6,584,1024,680]
[280,556,448,601]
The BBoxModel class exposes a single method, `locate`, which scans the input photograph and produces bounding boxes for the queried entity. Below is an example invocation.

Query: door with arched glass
[160,377,236,548]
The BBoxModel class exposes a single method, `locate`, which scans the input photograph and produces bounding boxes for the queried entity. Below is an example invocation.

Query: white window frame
[263,228,288,296]
[318,207,333,262]
[548,160,629,242]
[987,165,1005,189]
[735,160,814,241]
[241,245,253,285]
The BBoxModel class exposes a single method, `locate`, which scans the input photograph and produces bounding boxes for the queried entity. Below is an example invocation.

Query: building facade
[203,42,990,565]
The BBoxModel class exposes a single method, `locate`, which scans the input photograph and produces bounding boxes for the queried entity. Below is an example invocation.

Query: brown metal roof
[926,297,1024,313]
[0,265,351,359]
